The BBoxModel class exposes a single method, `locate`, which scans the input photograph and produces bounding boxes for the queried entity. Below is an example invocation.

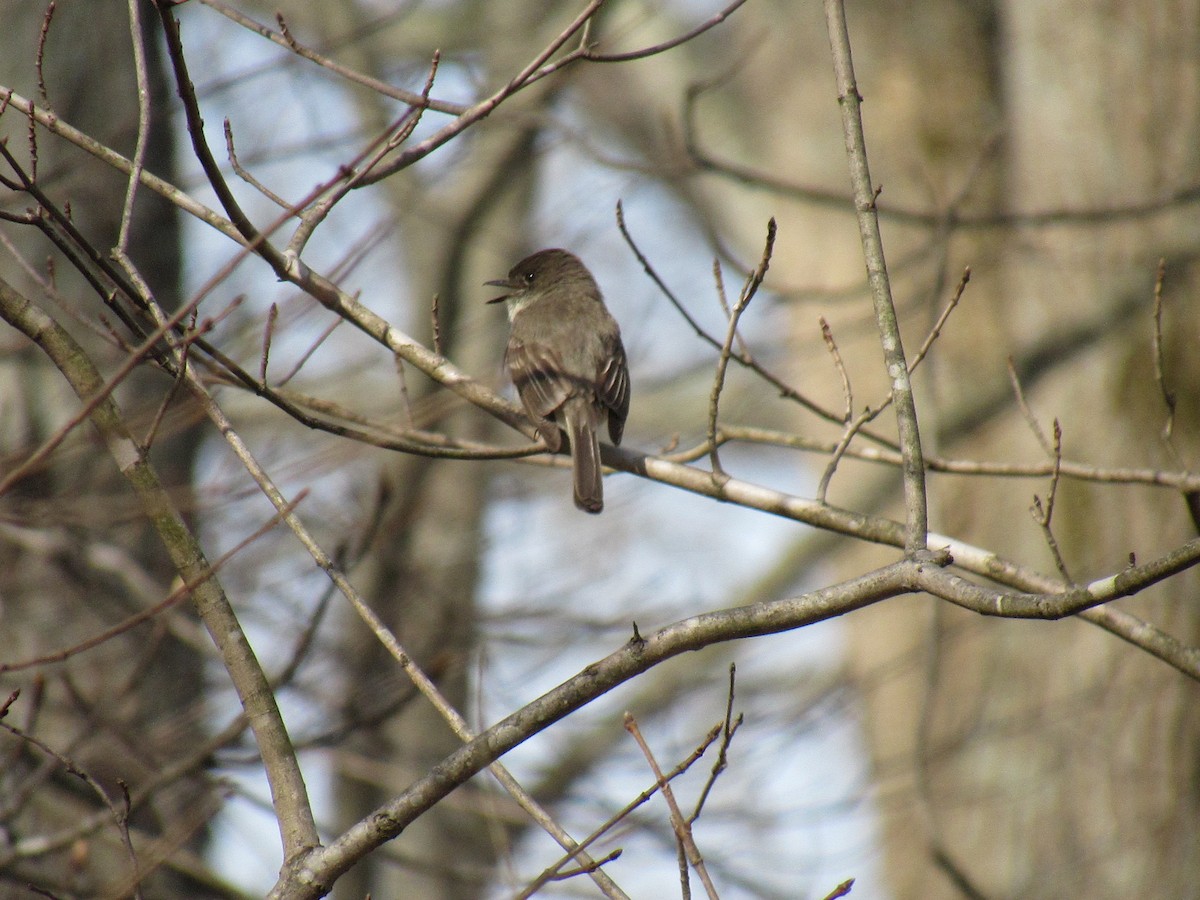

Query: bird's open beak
[485,276,516,304]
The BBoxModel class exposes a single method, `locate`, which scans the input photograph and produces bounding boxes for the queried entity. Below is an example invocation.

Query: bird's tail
[564,400,603,514]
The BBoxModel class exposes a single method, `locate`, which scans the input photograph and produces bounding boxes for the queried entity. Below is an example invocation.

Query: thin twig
[624,713,721,900]
[906,267,969,377]
[1148,259,1200,530]
[114,0,151,261]
[617,201,844,426]
[260,302,279,384]
[707,220,775,477]
[1030,420,1071,583]
[582,0,749,63]
[24,91,39,183]
[1006,357,1052,456]
[35,3,56,111]
[690,664,743,821]
[431,292,444,357]
[226,118,291,208]
[820,317,852,423]
[1151,258,1176,441]
[198,0,466,113]
[286,51,442,257]
[711,259,731,321]
[515,724,723,900]
[714,423,1200,492]
[0,495,304,675]
[817,269,969,501]
[0,718,144,899]
[355,2,607,186]
[275,315,341,387]
[817,406,873,503]
[140,338,191,452]
[821,878,856,900]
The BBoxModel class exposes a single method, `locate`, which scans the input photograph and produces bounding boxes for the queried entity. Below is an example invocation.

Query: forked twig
[1,711,144,899]
[617,201,840,425]
[690,664,743,821]
[286,51,442,257]
[818,270,970,500]
[625,713,721,900]
[1030,420,1071,583]
[515,721,724,900]
[708,220,776,478]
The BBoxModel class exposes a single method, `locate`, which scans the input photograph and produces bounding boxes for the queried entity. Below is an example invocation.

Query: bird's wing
[598,334,630,446]
[505,338,572,420]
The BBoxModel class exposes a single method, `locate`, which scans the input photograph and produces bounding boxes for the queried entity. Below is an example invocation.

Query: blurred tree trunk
[845,2,1200,897]
[0,1,214,897]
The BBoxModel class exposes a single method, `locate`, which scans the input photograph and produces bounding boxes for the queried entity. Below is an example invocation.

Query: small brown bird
[487,249,630,513]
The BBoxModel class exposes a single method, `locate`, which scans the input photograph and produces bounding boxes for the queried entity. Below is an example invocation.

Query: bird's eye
[523,271,535,283]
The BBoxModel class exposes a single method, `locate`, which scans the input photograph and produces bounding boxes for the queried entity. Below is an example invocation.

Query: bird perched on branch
[487,248,629,513]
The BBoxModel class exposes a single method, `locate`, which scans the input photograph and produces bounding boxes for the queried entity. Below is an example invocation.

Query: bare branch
[582,0,750,63]
[1007,356,1053,456]
[617,200,846,426]
[825,0,928,554]
[0,274,320,863]
[35,2,56,111]
[113,0,152,265]
[1030,420,1071,583]
[0,493,304,675]
[199,0,468,114]
[906,266,970,377]
[821,316,853,422]
[0,716,144,898]
[717,423,1200,492]
[260,302,279,384]
[226,118,291,208]
[515,723,725,900]
[690,664,743,822]
[268,544,1200,897]
[707,219,775,478]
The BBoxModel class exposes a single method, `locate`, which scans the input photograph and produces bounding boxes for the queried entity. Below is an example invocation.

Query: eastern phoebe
[487,248,630,513]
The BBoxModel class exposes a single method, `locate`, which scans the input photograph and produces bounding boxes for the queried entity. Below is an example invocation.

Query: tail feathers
[566,405,603,514]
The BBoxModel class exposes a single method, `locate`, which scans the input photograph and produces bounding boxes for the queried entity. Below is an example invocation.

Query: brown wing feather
[598,335,630,445]
[505,338,572,451]
[505,339,570,417]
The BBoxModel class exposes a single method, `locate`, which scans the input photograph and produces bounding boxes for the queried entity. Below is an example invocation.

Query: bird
[487,248,630,513]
